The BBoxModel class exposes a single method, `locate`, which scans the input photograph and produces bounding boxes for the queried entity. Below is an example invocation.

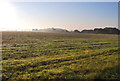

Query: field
[1,32,120,81]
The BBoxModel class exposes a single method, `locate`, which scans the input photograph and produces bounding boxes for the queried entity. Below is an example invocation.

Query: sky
[0,2,118,31]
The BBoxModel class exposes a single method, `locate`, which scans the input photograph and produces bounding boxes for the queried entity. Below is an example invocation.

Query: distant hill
[32,28,69,32]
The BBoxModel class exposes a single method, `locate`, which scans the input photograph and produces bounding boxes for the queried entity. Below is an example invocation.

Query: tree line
[32,27,120,34]
[74,27,120,34]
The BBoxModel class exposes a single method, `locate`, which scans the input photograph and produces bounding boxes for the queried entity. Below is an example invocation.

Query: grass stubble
[1,32,120,81]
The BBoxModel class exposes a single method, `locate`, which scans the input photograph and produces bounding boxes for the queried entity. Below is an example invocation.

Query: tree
[74,30,80,33]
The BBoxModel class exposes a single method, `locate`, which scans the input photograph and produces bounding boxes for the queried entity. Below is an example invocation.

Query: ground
[1,32,120,81]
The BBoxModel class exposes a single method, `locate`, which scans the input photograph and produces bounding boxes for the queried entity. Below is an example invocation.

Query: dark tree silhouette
[81,30,94,33]
[81,27,120,34]
[74,30,80,33]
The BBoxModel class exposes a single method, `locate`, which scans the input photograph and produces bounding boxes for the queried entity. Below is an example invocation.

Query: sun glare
[0,1,18,31]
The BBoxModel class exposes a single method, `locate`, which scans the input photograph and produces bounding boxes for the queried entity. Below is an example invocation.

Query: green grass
[2,32,120,81]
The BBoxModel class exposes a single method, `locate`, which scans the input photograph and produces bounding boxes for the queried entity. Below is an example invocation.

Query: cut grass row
[2,47,119,80]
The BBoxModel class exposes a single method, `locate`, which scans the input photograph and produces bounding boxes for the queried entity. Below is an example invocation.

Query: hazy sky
[0,2,118,31]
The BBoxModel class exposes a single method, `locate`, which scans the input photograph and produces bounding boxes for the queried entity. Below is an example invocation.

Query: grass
[1,32,120,81]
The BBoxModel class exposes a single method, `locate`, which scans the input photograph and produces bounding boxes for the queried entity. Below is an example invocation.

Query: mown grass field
[1,32,120,81]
